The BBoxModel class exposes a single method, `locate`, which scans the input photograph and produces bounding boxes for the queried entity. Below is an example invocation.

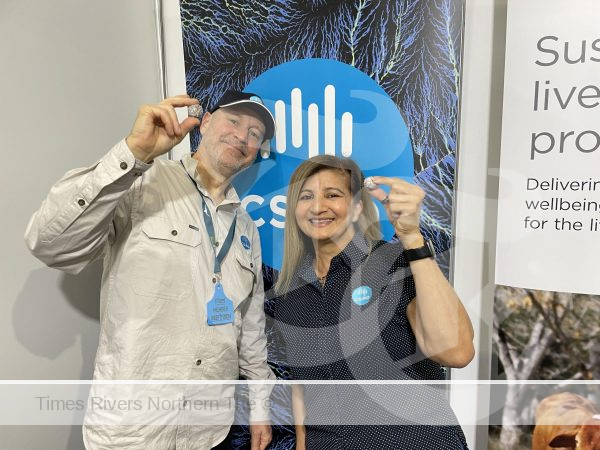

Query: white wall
[0,0,160,447]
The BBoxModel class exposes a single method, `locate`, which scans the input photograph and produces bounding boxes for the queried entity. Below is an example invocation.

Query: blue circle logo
[352,286,372,306]
[235,58,414,270]
[240,235,251,250]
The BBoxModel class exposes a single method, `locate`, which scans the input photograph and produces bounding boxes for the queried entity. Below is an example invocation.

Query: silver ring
[379,194,389,206]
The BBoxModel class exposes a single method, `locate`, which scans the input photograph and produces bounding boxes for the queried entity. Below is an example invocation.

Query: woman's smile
[295,168,362,247]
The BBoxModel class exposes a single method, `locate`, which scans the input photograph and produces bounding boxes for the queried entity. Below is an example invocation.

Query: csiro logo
[352,286,372,306]
[233,58,414,270]
[240,235,251,250]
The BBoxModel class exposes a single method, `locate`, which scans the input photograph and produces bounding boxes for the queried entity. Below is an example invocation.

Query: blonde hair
[276,155,382,294]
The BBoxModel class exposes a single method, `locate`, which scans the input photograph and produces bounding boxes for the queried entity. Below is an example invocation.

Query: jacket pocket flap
[142,218,201,247]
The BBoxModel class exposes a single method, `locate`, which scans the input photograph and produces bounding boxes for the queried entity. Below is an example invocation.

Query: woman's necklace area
[314,262,327,287]
[315,264,328,287]
[317,274,327,287]
[315,253,332,288]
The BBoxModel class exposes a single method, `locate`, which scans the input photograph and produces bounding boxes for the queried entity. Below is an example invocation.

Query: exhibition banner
[495,0,600,295]
[163,1,465,448]
[492,2,600,448]
[164,0,464,279]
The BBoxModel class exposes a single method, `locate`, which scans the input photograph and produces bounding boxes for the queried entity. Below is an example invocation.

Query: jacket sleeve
[237,223,276,422]
[24,139,152,274]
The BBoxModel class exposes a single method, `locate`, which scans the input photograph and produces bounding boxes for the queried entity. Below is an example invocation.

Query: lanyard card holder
[180,161,237,327]
[207,281,234,326]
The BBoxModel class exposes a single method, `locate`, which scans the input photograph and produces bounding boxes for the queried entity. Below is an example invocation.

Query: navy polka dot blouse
[272,233,468,450]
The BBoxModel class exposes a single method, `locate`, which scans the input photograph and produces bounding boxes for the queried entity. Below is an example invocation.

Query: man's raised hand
[125,95,200,163]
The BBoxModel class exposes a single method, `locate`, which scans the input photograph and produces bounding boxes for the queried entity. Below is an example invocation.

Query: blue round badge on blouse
[352,286,372,306]
[240,235,251,250]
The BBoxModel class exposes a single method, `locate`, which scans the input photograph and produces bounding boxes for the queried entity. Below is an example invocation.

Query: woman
[271,155,474,450]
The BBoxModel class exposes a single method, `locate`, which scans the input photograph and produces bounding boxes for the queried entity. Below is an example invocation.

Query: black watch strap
[403,240,435,262]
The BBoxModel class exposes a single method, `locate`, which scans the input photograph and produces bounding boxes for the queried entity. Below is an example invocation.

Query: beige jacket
[25,140,275,449]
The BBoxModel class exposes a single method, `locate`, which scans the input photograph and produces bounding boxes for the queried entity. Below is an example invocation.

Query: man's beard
[215,151,251,178]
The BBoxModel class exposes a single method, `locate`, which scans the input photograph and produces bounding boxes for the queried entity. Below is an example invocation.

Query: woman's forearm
[406,255,475,368]
[292,384,307,450]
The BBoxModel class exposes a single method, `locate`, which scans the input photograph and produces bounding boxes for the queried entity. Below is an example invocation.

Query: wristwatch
[403,240,436,262]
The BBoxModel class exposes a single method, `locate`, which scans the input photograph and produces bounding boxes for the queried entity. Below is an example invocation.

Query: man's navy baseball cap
[210,90,275,140]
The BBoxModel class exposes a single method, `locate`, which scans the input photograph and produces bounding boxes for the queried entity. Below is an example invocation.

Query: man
[25,92,276,449]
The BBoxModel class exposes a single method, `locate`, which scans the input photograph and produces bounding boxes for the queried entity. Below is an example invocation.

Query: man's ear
[199,111,213,134]
[260,139,271,158]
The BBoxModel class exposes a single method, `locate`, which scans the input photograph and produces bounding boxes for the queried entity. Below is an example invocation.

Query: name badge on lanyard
[207,282,234,325]
[180,160,237,326]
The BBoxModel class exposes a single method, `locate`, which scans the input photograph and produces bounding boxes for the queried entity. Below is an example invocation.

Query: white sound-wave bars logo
[271,85,354,158]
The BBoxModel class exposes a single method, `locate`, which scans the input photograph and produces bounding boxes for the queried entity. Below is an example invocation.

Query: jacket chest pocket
[228,248,256,309]
[132,218,202,300]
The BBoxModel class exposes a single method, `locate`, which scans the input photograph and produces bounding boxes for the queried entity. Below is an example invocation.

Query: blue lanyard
[180,161,237,276]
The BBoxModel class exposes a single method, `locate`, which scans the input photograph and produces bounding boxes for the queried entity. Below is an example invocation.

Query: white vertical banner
[495,0,600,295]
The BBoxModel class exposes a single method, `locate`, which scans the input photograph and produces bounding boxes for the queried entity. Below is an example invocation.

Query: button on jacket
[25,140,275,449]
